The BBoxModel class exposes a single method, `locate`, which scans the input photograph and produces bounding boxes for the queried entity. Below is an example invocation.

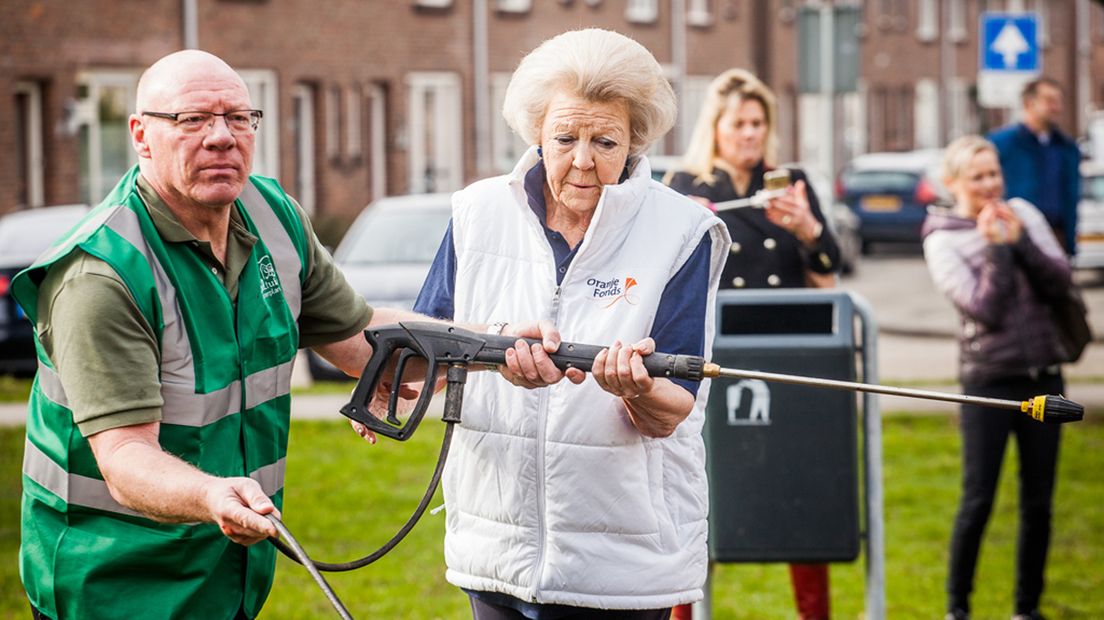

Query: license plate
[861,195,902,212]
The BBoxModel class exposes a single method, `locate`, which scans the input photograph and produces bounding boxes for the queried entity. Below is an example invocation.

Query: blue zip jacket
[987,122,1081,254]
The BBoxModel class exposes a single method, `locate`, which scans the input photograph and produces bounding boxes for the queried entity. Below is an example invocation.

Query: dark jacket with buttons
[666,162,841,289]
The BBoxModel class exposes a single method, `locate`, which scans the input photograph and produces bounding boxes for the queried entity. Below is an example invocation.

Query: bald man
[14,50,569,620]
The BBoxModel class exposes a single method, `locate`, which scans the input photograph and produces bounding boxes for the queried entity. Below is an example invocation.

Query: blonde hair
[942,135,998,183]
[501,28,677,158]
[673,68,778,185]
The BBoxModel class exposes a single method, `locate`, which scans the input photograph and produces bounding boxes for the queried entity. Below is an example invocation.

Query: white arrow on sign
[991,21,1029,68]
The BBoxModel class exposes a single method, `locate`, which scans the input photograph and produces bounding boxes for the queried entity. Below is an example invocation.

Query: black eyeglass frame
[141,109,264,132]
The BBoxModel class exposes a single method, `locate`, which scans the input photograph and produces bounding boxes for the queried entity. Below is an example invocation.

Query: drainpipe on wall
[671,0,687,152]
[182,0,198,49]
[1076,0,1091,134]
[820,0,835,178]
[473,0,491,178]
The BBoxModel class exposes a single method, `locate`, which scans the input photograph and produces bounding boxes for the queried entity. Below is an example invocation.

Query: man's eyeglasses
[141,110,263,135]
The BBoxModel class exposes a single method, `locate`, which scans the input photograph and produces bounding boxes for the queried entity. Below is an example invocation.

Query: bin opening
[720,303,835,336]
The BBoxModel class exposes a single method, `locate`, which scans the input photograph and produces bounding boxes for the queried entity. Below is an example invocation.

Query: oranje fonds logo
[587,275,639,308]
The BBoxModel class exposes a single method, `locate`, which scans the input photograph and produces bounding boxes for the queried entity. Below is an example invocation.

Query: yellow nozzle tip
[1030,395,1047,422]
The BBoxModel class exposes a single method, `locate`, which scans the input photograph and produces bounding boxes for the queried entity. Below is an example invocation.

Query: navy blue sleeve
[649,233,713,396]
[413,220,457,320]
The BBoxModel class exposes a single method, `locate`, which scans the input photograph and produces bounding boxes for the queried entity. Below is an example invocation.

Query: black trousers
[946,372,1063,615]
[469,595,672,620]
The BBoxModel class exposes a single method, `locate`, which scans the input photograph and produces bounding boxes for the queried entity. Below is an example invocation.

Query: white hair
[501,28,677,157]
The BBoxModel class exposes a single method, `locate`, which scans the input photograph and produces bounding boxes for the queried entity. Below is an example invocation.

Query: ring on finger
[782,215,793,225]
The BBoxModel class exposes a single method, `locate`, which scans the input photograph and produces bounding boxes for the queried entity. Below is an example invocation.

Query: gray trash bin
[705,289,860,563]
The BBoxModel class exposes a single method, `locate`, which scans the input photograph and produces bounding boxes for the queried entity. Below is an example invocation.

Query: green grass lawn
[1,414,1101,619]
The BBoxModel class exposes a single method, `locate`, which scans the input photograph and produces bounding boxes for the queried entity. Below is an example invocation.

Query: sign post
[977,12,1040,108]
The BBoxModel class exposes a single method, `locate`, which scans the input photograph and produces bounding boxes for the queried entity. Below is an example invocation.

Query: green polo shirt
[35,175,373,436]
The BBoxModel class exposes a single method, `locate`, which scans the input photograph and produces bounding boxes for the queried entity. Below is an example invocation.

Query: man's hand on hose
[204,477,280,546]
[499,320,586,388]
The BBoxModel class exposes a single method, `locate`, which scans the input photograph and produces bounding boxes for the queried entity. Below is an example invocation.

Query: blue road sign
[980,13,1039,72]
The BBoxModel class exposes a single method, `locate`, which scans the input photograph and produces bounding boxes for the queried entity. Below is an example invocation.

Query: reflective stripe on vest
[24,438,287,517]
[240,182,303,317]
[33,358,294,428]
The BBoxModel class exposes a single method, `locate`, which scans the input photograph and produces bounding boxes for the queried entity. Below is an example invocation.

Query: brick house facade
[3,0,1104,242]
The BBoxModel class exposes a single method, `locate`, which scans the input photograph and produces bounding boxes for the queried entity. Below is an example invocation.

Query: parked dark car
[0,205,90,375]
[308,193,453,380]
[836,149,948,253]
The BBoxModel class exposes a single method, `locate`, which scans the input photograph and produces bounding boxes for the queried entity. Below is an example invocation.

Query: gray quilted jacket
[921,198,1072,384]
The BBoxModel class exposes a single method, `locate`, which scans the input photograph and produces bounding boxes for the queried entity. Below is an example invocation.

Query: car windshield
[339,208,452,265]
[0,210,86,265]
[842,170,920,193]
[1083,175,1104,201]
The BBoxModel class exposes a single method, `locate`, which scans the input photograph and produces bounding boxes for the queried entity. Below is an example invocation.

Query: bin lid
[713,289,855,348]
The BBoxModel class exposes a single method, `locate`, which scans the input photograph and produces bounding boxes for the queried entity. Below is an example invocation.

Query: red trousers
[670,563,829,620]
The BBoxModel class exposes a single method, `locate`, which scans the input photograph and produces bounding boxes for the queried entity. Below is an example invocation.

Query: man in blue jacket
[988,77,1081,255]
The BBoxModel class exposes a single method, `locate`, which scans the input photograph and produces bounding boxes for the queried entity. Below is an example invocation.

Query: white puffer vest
[443,147,730,609]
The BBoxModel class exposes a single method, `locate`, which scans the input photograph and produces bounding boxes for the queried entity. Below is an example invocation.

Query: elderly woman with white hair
[414,29,729,619]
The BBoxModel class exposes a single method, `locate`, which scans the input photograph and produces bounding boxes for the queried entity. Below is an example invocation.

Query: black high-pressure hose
[269,422,455,571]
[266,358,465,620]
[265,513,353,620]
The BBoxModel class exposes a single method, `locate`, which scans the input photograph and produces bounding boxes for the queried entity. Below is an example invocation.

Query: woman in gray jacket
[923,135,1072,620]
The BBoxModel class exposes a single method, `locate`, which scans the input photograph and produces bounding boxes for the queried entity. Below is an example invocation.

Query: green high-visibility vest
[13,166,309,619]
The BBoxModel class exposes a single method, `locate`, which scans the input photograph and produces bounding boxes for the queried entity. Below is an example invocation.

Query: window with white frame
[407,72,463,193]
[914,78,940,149]
[916,0,937,42]
[292,84,317,215]
[14,81,45,208]
[948,77,975,140]
[677,76,715,155]
[326,85,341,160]
[76,70,139,205]
[496,0,531,12]
[367,83,388,200]
[688,0,713,27]
[491,73,529,173]
[626,0,658,23]
[239,69,279,178]
[948,0,967,42]
[346,85,363,159]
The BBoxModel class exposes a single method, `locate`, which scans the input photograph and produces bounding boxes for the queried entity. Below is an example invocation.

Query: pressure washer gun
[338,321,708,440]
[339,321,1084,435]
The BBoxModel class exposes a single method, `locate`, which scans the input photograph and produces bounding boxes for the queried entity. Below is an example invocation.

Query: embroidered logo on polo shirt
[258,256,282,299]
[587,275,639,308]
